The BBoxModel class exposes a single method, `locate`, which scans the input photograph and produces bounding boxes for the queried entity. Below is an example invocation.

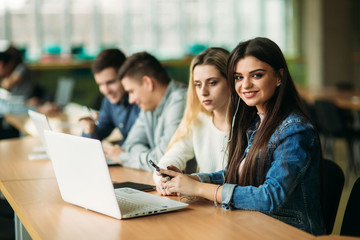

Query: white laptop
[44,130,188,219]
[28,110,52,160]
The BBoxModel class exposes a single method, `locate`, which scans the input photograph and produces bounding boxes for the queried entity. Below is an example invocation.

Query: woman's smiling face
[233,56,280,113]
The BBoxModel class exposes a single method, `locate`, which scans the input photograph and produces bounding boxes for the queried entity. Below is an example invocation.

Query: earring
[277,81,281,87]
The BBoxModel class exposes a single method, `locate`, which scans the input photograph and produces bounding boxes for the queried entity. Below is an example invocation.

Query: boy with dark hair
[104,51,186,171]
[80,49,140,158]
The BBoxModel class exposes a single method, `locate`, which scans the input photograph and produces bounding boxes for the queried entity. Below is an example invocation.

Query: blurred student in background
[104,52,186,171]
[0,45,35,99]
[79,49,140,159]
[0,43,59,139]
[157,37,325,235]
[0,43,60,111]
[153,47,230,195]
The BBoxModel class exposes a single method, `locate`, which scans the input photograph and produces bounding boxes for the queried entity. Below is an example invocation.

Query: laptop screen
[54,77,75,108]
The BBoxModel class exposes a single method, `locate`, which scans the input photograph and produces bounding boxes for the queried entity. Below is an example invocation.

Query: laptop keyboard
[114,192,162,216]
[116,195,151,212]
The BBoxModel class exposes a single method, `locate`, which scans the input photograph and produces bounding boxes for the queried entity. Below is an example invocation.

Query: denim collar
[116,93,130,107]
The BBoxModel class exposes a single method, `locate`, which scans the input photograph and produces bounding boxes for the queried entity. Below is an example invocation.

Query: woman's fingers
[158,168,180,178]
[159,175,172,183]
[156,182,167,195]
[156,184,163,195]
[156,181,177,196]
[166,165,181,173]
[163,181,177,196]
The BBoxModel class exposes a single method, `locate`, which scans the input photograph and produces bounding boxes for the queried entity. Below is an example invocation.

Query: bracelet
[214,185,221,207]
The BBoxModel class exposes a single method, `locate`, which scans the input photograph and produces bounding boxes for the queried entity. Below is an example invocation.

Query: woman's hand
[159,168,200,196]
[156,165,181,196]
[156,180,176,196]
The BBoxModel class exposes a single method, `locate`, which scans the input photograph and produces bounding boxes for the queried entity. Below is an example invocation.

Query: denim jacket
[196,112,326,235]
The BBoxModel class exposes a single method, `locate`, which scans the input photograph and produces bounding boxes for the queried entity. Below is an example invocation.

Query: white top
[153,112,227,183]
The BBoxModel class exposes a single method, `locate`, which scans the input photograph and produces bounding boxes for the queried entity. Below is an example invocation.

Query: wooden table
[297,86,360,111]
[0,136,54,181]
[1,136,356,239]
[4,102,122,141]
[0,168,315,240]
[0,135,315,240]
[4,103,91,137]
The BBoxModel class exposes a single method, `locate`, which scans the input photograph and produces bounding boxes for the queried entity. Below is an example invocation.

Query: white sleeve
[153,131,195,184]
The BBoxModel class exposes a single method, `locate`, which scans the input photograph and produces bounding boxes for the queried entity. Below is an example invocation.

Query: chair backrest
[302,98,322,132]
[341,177,360,237]
[0,217,15,240]
[314,100,344,134]
[321,159,345,234]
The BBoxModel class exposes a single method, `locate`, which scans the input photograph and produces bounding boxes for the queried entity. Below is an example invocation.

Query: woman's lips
[242,91,258,98]
[202,100,212,105]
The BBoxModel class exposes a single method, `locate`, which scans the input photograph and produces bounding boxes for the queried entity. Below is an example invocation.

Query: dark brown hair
[117,51,170,86]
[91,49,126,74]
[0,46,23,73]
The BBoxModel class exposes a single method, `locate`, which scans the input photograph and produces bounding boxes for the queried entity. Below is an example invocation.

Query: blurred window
[0,0,296,60]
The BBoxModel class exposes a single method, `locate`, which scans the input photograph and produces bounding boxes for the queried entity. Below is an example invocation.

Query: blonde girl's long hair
[166,47,230,150]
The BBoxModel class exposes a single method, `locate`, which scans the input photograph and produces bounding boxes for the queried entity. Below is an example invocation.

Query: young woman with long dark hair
[158,37,326,235]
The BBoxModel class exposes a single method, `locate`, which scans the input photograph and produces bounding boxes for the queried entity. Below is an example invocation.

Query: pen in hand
[87,106,99,125]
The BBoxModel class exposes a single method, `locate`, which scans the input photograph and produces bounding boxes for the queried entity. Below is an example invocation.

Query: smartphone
[113,181,155,192]
[148,159,160,171]
[148,159,171,178]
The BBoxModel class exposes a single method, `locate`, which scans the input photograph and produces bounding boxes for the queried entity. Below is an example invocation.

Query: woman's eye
[253,73,263,78]
[234,75,242,81]
[209,81,217,86]
[194,83,201,87]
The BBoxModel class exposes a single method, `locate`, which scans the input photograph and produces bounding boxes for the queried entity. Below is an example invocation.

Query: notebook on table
[44,130,188,219]
[28,110,52,160]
